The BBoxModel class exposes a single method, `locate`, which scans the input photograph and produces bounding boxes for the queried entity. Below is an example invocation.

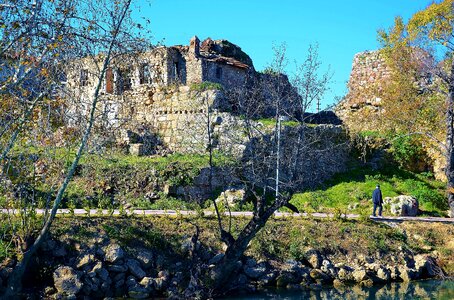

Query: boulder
[398,266,419,281]
[105,244,125,263]
[208,253,225,265]
[128,285,149,299]
[108,264,128,273]
[76,254,95,269]
[126,259,146,280]
[257,272,277,286]
[216,187,246,207]
[337,267,353,282]
[414,254,440,278]
[126,276,138,288]
[352,268,367,283]
[136,249,153,269]
[90,261,103,275]
[333,279,345,289]
[276,271,300,287]
[97,268,110,281]
[153,277,167,291]
[309,269,332,284]
[53,266,82,295]
[321,259,337,278]
[244,263,268,279]
[384,195,419,216]
[376,266,390,282]
[304,249,323,269]
[139,277,154,291]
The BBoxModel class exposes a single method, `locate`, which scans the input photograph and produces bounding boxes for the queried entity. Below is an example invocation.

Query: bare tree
[207,44,338,295]
[0,0,149,296]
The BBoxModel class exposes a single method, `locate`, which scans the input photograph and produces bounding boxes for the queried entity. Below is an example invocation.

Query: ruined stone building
[65,36,300,154]
[336,50,445,179]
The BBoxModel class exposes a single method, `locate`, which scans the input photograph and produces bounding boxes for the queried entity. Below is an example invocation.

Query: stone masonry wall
[336,50,446,181]
[337,50,391,115]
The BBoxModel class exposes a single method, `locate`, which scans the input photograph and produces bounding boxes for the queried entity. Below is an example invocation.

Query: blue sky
[135,0,431,111]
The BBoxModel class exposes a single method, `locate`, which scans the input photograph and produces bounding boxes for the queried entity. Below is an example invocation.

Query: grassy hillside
[289,164,448,217]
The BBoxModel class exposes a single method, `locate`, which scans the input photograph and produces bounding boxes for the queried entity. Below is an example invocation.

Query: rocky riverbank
[0,216,452,298]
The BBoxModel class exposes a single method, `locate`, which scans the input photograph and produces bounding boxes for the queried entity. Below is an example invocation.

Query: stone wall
[64,37,301,155]
[336,50,446,180]
[336,50,390,120]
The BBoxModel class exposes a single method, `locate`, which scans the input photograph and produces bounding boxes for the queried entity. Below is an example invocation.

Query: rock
[139,277,154,290]
[376,267,390,282]
[321,259,337,278]
[158,270,169,279]
[108,264,128,273]
[90,261,103,274]
[384,195,419,216]
[414,254,440,278]
[101,280,111,292]
[359,279,374,287]
[337,267,353,282]
[44,286,56,296]
[208,253,225,265]
[398,266,419,281]
[352,269,367,282]
[53,266,82,295]
[76,254,95,269]
[97,268,110,281]
[333,279,345,289]
[0,267,13,280]
[136,249,153,269]
[126,276,137,288]
[257,272,277,286]
[180,237,200,254]
[128,285,149,299]
[105,244,125,263]
[113,272,126,282]
[236,274,248,286]
[305,249,323,269]
[245,258,257,267]
[244,264,267,279]
[41,239,56,251]
[115,279,125,289]
[126,259,146,280]
[276,271,299,287]
[309,269,332,284]
[389,265,400,280]
[153,277,167,291]
[53,245,67,257]
[171,271,184,286]
[216,187,246,207]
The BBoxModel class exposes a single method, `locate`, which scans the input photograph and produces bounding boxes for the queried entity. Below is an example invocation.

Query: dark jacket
[372,188,383,205]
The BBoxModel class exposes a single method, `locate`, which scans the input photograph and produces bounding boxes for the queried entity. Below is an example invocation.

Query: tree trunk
[446,58,454,217]
[210,199,284,293]
[2,2,132,296]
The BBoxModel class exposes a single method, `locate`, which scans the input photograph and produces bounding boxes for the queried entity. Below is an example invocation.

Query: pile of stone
[0,237,443,299]
[39,240,177,299]
[229,248,442,293]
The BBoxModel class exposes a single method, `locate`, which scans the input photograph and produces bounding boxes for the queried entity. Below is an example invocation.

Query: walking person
[372,184,383,217]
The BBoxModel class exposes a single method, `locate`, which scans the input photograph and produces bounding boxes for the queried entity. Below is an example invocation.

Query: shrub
[390,135,427,170]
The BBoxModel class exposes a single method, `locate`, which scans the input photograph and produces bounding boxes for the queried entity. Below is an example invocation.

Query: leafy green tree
[378,0,454,216]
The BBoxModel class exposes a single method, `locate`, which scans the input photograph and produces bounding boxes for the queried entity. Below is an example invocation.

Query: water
[224,279,454,300]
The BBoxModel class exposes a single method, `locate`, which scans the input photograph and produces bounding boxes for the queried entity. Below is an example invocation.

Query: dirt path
[1,209,453,224]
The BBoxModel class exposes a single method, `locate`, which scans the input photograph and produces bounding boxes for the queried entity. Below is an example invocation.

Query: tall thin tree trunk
[446,59,454,217]
[2,2,132,297]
